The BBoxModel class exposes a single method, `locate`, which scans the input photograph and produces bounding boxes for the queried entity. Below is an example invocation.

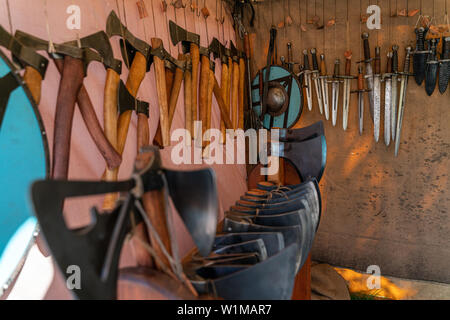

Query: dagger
[373,47,381,142]
[319,54,330,120]
[340,51,354,131]
[439,37,450,94]
[383,51,393,146]
[351,65,370,135]
[361,33,375,122]
[395,47,413,157]
[425,38,439,96]
[310,48,324,115]
[302,50,313,111]
[391,45,399,142]
[331,59,341,126]
[413,27,429,86]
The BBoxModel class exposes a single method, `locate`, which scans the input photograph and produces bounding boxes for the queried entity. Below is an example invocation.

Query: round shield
[0,51,49,297]
[251,65,303,129]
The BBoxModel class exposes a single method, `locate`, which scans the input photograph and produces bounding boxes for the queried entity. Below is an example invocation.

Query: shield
[251,65,303,129]
[0,51,49,297]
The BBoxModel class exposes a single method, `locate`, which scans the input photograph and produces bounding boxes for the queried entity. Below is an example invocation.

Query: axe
[150,40,188,148]
[0,25,49,105]
[14,30,119,180]
[233,41,246,130]
[152,51,188,148]
[169,21,200,141]
[31,146,218,299]
[103,10,152,209]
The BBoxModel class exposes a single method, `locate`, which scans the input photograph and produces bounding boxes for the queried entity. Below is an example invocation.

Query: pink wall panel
[0,0,246,298]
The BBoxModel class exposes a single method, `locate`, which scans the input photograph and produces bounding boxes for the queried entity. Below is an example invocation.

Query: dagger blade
[320,77,329,120]
[343,79,350,130]
[312,73,324,114]
[384,77,391,146]
[305,72,313,111]
[358,92,364,136]
[373,74,381,142]
[332,81,339,126]
[391,74,398,141]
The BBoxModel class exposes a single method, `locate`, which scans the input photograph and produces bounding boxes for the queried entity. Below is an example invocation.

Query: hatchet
[14,30,118,180]
[103,10,152,209]
[0,26,49,105]
[150,40,188,148]
[169,21,200,140]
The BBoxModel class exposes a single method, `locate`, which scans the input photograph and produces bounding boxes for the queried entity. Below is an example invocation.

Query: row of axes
[278,29,426,157]
[0,10,251,210]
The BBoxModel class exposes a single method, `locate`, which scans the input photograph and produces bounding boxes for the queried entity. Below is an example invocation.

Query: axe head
[209,37,223,60]
[169,20,200,54]
[31,181,138,300]
[106,10,152,71]
[117,80,149,116]
[279,121,324,142]
[165,168,219,257]
[272,133,327,183]
[64,31,122,74]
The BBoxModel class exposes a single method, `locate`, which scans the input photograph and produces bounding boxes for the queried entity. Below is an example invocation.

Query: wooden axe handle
[103,69,121,210]
[184,61,193,142]
[53,59,122,171]
[199,55,210,137]
[205,67,215,146]
[153,67,175,148]
[168,55,185,124]
[220,63,229,144]
[231,60,239,129]
[23,66,42,105]
[52,55,84,180]
[103,51,147,210]
[152,38,170,147]
[135,151,172,271]
[238,58,245,130]
[213,78,233,129]
[190,44,200,122]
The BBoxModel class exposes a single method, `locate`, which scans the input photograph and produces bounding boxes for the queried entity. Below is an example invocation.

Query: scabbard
[52,55,84,180]
[23,66,42,105]
[238,57,245,130]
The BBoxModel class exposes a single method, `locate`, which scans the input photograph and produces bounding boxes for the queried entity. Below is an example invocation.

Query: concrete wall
[248,0,450,283]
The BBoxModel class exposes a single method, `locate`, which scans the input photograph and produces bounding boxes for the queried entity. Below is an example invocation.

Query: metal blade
[312,76,323,114]
[342,79,350,130]
[425,62,438,96]
[331,82,339,126]
[438,61,450,94]
[365,63,374,120]
[384,78,392,146]
[373,75,381,142]
[391,75,398,141]
[320,78,329,120]
[305,73,313,111]
[395,76,408,156]
[358,93,364,135]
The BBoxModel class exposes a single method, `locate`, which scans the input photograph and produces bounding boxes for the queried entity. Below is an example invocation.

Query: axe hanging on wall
[14,30,121,180]
[0,26,49,105]
[103,10,152,209]
[151,42,187,148]
[230,41,240,130]
[169,21,200,141]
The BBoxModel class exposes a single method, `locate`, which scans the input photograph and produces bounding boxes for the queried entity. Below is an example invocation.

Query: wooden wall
[247,0,450,283]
